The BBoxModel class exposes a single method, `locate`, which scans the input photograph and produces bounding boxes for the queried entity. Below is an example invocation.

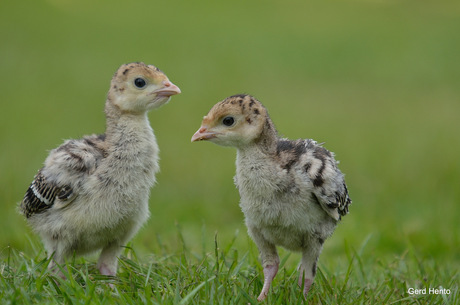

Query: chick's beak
[191,127,217,142]
[154,81,181,97]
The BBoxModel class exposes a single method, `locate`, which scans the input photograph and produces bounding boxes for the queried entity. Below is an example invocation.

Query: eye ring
[222,116,235,127]
[134,77,147,89]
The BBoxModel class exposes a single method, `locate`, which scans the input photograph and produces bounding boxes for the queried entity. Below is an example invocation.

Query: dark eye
[222,116,235,126]
[134,78,146,88]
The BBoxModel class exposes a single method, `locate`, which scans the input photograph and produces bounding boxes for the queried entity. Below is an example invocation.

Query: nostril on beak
[199,127,207,133]
[159,80,181,95]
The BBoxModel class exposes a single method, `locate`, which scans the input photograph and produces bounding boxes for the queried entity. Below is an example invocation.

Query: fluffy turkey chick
[191,94,351,301]
[20,62,180,277]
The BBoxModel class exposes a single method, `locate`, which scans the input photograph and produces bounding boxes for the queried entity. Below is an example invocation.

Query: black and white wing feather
[275,138,351,221]
[20,134,106,218]
[21,169,73,218]
[303,140,351,221]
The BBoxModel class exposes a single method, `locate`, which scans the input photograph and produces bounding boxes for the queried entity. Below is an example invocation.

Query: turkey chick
[20,62,181,277]
[191,94,351,301]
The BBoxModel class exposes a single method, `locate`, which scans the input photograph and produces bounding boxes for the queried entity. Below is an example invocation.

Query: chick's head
[192,94,268,147]
[108,62,180,113]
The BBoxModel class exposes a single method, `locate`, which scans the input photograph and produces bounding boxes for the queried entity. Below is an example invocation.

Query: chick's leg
[299,243,322,297]
[97,242,122,276]
[247,225,279,301]
[259,262,279,302]
[97,219,144,277]
[43,237,67,279]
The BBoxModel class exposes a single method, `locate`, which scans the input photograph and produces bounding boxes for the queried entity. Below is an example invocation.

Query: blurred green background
[1,0,459,272]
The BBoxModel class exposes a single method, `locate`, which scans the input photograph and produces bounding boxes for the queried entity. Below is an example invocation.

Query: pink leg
[257,263,279,301]
[298,247,320,298]
[47,249,67,279]
[97,243,122,288]
[246,225,280,301]
[98,262,117,276]
[98,262,117,289]
[97,242,121,276]
[298,272,313,297]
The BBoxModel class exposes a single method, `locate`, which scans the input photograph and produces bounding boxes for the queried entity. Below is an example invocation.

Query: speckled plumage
[192,94,351,300]
[20,62,180,277]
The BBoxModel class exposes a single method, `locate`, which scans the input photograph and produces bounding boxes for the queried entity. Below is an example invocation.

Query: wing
[276,138,351,221]
[302,140,351,221]
[20,134,106,218]
[20,169,74,218]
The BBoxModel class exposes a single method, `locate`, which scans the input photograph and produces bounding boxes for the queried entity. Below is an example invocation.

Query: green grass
[1,230,458,304]
[1,0,460,303]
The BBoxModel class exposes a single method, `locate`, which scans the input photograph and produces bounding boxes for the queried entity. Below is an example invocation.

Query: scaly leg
[298,265,314,296]
[258,263,279,301]
[247,224,279,301]
[97,242,122,276]
[44,238,67,279]
[298,242,323,298]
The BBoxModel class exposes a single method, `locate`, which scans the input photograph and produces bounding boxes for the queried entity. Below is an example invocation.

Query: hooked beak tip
[191,127,216,142]
[155,81,181,97]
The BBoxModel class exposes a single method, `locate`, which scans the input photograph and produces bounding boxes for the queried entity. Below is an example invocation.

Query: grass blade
[178,276,216,305]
